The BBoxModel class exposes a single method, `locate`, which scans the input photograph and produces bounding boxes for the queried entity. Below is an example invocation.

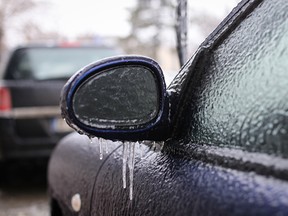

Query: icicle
[151,141,165,152]
[105,141,108,154]
[122,142,128,189]
[128,142,136,200]
[89,137,93,144]
[152,141,156,151]
[138,141,143,159]
[159,141,165,151]
[99,138,103,160]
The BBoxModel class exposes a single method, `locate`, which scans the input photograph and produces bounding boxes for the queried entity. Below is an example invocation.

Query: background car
[48,0,288,215]
[0,44,120,160]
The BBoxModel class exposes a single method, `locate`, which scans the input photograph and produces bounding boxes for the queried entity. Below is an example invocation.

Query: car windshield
[6,47,120,80]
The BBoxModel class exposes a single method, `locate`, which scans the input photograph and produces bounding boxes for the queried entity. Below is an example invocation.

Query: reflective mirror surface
[72,65,159,128]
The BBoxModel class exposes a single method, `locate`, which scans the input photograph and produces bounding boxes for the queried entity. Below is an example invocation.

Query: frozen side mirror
[61,56,169,141]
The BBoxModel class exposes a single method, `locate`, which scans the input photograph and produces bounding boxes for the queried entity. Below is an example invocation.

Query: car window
[5,47,119,80]
[185,0,288,157]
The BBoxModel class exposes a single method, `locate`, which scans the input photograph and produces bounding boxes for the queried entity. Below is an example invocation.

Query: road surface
[0,160,49,216]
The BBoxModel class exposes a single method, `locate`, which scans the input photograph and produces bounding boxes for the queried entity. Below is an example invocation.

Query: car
[0,44,120,160]
[48,0,288,215]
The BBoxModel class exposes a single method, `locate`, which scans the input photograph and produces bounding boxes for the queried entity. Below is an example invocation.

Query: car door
[89,0,288,215]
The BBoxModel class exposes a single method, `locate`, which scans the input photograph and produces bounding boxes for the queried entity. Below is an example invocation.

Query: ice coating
[183,0,288,158]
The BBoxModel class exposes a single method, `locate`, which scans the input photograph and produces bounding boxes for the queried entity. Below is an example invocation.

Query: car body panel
[49,133,288,216]
[90,141,288,216]
[48,132,122,215]
[48,0,288,215]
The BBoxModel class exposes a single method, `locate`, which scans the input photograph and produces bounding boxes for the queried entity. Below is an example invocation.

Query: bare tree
[21,22,65,43]
[190,12,222,38]
[122,0,222,64]
[0,0,37,55]
[122,0,176,61]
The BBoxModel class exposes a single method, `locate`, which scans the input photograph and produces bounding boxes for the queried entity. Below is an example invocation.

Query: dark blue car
[48,0,288,215]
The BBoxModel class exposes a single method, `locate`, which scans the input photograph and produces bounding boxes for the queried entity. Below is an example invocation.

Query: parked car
[48,0,288,215]
[0,45,120,160]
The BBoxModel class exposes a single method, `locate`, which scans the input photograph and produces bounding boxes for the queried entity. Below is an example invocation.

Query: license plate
[51,118,73,133]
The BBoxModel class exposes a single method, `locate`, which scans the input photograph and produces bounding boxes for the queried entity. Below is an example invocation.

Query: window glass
[7,47,119,80]
[187,0,288,157]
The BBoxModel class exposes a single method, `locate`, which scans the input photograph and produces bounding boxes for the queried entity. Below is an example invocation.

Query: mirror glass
[72,65,159,128]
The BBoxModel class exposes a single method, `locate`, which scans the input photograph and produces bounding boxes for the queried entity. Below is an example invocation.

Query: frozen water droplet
[90,137,93,144]
[128,142,136,201]
[99,138,103,160]
[122,142,128,189]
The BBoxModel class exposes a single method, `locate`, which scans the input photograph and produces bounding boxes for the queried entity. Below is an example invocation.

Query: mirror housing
[61,56,169,141]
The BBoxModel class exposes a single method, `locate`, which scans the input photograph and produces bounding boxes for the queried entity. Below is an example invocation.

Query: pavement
[0,159,49,216]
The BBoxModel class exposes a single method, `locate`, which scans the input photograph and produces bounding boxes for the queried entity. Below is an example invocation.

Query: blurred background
[0,0,238,215]
[1,0,238,80]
